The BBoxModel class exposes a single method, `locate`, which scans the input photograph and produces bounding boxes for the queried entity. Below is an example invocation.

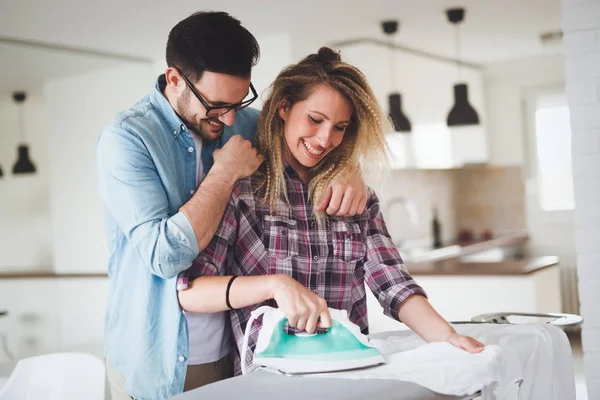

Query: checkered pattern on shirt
[177,166,426,375]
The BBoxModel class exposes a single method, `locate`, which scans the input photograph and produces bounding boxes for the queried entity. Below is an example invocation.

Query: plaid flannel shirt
[177,166,426,375]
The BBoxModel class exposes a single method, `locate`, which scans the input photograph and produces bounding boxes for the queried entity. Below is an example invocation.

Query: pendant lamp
[12,91,37,174]
[382,20,411,132]
[446,8,480,127]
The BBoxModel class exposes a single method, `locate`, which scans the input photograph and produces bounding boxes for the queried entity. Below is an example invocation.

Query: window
[534,94,575,211]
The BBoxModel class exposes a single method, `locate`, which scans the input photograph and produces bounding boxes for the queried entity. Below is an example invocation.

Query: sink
[398,243,463,263]
[397,233,526,264]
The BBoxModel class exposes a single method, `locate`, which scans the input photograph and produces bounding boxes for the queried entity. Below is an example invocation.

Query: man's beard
[176,94,225,140]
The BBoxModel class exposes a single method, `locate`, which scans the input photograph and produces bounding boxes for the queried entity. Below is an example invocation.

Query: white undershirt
[185,132,232,365]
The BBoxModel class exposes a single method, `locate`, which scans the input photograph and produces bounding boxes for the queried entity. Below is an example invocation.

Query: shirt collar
[150,74,188,139]
[282,158,301,180]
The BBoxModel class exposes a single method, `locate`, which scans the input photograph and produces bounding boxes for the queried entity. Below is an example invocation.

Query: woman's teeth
[208,120,221,127]
[302,140,323,156]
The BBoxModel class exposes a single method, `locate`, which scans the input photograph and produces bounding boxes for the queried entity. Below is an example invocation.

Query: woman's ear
[278,101,289,121]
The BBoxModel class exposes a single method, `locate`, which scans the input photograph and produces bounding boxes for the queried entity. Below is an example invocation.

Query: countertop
[0,231,550,279]
[401,230,558,275]
[0,271,107,279]
[405,255,559,276]
[399,230,529,264]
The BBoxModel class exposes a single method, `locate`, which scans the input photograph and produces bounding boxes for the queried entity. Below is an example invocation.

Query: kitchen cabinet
[366,259,561,334]
[0,276,107,363]
[342,43,488,169]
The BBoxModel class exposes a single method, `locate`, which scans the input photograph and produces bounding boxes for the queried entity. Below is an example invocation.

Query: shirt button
[313,255,319,261]
[188,147,194,153]
[178,356,185,362]
[172,130,177,135]
[190,190,195,195]
[309,221,315,228]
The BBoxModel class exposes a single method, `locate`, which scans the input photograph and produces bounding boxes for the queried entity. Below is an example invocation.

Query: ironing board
[173,312,582,400]
[172,369,478,400]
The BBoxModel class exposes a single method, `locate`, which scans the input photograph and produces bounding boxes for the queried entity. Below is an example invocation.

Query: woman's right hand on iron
[269,274,332,334]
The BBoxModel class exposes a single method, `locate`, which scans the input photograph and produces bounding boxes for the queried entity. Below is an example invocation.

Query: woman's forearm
[178,275,276,313]
[397,294,456,342]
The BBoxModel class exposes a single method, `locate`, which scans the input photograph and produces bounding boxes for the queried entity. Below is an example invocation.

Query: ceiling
[0,0,564,92]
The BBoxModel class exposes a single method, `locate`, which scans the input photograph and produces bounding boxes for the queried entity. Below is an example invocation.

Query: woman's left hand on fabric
[446,333,485,354]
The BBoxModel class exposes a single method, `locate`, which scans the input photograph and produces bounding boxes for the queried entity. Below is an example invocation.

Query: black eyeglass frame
[176,67,258,118]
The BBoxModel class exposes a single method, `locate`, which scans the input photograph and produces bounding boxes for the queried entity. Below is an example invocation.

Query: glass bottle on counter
[432,205,442,248]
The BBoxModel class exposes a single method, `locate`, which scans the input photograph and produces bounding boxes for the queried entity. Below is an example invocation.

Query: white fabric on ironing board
[303,323,575,400]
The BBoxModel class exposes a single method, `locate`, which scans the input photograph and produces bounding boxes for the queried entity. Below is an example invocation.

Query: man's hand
[315,169,367,216]
[212,135,263,181]
[446,333,485,354]
[269,275,332,334]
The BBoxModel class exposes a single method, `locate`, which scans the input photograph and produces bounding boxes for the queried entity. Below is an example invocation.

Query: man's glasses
[176,68,257,118]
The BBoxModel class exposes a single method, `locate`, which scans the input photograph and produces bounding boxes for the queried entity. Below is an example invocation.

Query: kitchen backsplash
[367,168,456,245]
[367,166,525,244]
[452,166,526,239]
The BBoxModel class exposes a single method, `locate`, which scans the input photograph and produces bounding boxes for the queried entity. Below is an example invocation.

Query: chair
[0,352,105,400]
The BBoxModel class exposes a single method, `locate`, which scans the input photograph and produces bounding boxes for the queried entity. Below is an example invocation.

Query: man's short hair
[166,11,260,81]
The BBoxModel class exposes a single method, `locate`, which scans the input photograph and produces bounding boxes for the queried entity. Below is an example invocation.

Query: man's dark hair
[166,11,260,81]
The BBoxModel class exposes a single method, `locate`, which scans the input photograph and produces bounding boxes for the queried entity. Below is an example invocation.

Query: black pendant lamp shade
[382,20,412,133]
[13,145,36,174]
[389,93,411,131]
[446,8,480,127]
[12,91,36,175]
[447,83,480,126]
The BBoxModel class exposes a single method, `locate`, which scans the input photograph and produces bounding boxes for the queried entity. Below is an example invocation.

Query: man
[96,11,368,400]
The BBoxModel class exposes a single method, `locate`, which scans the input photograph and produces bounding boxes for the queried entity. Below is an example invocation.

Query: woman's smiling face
[279,84,352,171]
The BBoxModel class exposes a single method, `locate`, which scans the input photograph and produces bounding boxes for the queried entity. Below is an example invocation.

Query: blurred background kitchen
[0,0,598,398]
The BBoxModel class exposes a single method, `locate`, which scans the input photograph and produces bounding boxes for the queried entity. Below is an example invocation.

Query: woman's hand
[446,332,485,354]
[269,275,332,334]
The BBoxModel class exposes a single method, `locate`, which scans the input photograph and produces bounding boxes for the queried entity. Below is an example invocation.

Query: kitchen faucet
[383,196,419,246]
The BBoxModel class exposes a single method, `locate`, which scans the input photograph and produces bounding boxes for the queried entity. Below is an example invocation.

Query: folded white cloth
[302,323,575,400]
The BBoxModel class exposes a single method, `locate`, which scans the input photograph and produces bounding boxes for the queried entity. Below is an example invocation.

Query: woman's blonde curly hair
[256,46,390,213]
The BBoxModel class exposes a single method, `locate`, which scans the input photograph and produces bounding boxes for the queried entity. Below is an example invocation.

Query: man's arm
[177,194,331,334]
[315,168,368,216]
[180,135,262,251]
[96,128,261,280]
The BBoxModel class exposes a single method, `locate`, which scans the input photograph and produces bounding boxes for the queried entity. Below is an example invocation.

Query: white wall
[484,55,565,167]
[0,91,53,271]
[44,62,155,274]
[251,33,293,108]
[561,0,600,396]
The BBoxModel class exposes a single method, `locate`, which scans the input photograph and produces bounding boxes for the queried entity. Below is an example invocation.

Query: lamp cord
[454,24,462,80]
[18,104,24,144]
[388,36,397,91]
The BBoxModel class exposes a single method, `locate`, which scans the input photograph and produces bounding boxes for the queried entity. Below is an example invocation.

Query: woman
[177,47,484,375]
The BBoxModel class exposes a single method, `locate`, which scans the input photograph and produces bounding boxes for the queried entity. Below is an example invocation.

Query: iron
[242,306,385,375]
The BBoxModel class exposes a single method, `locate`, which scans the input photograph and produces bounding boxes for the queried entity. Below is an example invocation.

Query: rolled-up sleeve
[96,126,199,279]
[363,191,427,321]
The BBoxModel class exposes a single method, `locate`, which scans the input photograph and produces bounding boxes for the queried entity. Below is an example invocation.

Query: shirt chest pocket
[330,221,366,262]
[263,216,299,259]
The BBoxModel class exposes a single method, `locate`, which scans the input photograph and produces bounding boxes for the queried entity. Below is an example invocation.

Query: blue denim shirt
[96,75,259,400]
